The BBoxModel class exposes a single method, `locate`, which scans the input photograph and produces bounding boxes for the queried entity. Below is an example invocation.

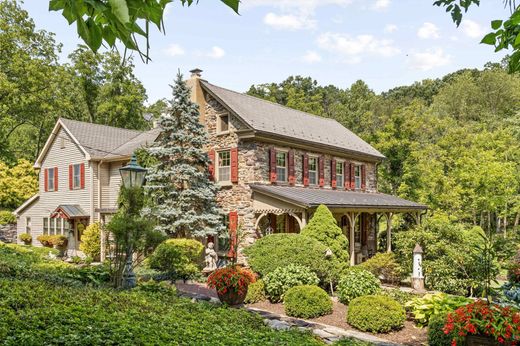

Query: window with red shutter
[227,211,238,258]
[331,159,337,188]
[54,167,58,191]
[80,163,85,189]
[230,147,238,183]
[318,156,324,187]
[303,154,309,187]
[44,169,48,192]
[288,150,295,185]
[69,165,73,190]
[208,149,215,181]
[269,148,277,183]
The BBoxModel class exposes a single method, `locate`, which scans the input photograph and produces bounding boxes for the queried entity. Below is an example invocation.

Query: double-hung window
[49,218,55,235]
[355,165,362,189]
[308,157,318,185]
[276,152,287,182]
[217,150,231,183]
[336,161,344,188]
[73,164,81,189]
[43,218,49,235]
[47,167,56,191]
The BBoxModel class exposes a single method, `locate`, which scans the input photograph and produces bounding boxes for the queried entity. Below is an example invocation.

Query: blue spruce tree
[144,72,224,237]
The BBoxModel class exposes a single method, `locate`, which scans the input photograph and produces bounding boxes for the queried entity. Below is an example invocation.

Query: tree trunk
[514,212,520,230]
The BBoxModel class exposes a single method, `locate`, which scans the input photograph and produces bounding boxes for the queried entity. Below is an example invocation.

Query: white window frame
[47,167,55,191]
[336,160,344,189]
[217,113,230,134]
[26,217,31,235]
[355,165,362,189]
[308,156,318,186]
[276,151,288,183]
[217,150,231,183]
[49,218,55,235]
[72,164,82,189]
[43,218,49,235]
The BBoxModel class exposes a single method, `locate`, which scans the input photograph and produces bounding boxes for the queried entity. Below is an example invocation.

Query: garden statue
[203,242,218,272]
[411,243,425,292]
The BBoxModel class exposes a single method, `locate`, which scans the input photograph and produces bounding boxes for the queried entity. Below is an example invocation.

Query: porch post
[346,212,359,266]
[386,212,393,253]
[301,211,307,227]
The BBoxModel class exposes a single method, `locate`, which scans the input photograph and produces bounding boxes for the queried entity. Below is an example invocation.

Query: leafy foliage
[264,264,319,303]
[405,293,471,327]
[380,288,417,306]
[284,285,333,319]
[360,252,402,285]
[245,279,267,304]
[148,238,204,279]
[427,313,454,346]
[337,268,380,305]
[0,211,15,225]
[244,233,338,283]
[19,233,32,244]
[79,222,101,260]
[301,204,349,263]
[0,160,37,210]
[207,265,256,297]
[346,295,406,333]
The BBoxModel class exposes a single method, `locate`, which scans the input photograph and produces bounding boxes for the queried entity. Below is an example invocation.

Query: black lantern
[119,154,147,188]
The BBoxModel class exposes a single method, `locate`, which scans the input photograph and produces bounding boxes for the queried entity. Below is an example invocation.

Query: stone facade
[0,223,17,243]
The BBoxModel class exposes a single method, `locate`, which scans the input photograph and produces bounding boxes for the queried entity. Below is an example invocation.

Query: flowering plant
[207,265,256,296]
[443,300,520,345]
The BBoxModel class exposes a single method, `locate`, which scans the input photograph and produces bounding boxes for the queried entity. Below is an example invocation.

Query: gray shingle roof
[60,118,159,160]
[54,205,89,218]
[200,81,385,160]
[251,184,427,210]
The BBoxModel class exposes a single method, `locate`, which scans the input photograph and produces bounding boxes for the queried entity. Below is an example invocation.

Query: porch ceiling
[250,184,427,212]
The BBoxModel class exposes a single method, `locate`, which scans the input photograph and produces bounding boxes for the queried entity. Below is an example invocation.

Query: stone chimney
[186,68,206,124]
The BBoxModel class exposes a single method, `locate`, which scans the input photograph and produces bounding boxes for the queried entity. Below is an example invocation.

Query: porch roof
[51,205,89,219]
[250,185,427,212]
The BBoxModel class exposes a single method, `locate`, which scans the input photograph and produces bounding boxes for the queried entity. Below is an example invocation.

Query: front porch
[250,184,427,265]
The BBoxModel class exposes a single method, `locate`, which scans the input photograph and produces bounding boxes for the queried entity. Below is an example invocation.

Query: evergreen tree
[144,72,223,238]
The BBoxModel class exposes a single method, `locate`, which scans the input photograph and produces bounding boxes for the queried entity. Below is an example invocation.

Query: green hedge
[284,285,332,319]
[243,233,339,282]
[264,264,320,303]
[346,295,405,333]
[148,238,204,279]
[245,279,267,304]
[337,268,380,305]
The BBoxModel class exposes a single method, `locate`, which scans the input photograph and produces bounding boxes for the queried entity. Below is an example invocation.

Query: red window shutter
[331,159,337,188]
[350,163,355,190]
[318,156,325,187]
[344,162,350,189]
[208,149,215,181]
[303,154,309,187]
[44,169,48,192]
[69,165,73,190]
[361,164,366,190]
[80,163,85,189]
[230,147,239,183]
[288,150,295,185]
[227,211,238,258]
[54,167,58,191]
[269,147,277,183]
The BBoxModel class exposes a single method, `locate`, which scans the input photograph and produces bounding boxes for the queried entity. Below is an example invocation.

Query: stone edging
[177,289,402,346]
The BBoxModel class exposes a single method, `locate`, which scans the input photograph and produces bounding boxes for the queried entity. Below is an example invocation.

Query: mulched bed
[248,300,428,346]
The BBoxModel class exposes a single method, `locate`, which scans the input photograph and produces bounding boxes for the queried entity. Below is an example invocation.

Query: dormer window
[217,113,229,133]
[308,157,318,185]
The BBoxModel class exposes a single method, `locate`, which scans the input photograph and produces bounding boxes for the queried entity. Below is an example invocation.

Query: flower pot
[466,335,512,346]
[217,286,248,305]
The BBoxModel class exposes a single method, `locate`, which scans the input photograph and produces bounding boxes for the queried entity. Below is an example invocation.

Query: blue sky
[23,0,510,104]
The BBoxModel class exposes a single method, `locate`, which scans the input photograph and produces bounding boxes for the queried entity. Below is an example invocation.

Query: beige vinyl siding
[108,161,124,208]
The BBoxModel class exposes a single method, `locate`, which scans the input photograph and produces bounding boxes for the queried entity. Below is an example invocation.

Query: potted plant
[207,265,256,305]
[19,233,32,245]
[443,300,520,345]
[37,235,53,247]
[49,235,68,256]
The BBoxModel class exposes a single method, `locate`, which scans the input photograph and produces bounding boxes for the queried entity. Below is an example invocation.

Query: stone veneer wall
[0,224,17,243]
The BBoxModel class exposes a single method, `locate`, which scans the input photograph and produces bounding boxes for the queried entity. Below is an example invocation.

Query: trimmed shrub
[19,233,32,245]
[346,295,405,333]
[301,204,349,263]
[264,264,319,303]
[360,252,402,285]
[428,313,453,346]
[80,222,101,260]
[148,238,204,279]
[337,268,380,305]
[284,285,332,319]
[243,233,338,282]
[245,279,267,304]
[0,211,15,225]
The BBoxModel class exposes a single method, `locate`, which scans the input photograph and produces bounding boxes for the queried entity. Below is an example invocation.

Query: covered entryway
[50,205,89,255]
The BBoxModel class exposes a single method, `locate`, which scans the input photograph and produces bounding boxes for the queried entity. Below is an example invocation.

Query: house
[14,69,426,264]
[13,118,159,256]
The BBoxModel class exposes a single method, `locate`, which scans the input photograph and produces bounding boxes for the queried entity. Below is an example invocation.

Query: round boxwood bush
[284,285,333,319]
[264,264,319,302]
[337,267,380,304]
[243,233,338,282]
[244,279,267,304]
[346,295,405,333]
[428,313,453,346]
[148,238,204,279]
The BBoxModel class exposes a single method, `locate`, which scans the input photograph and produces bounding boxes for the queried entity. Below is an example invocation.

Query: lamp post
[119,153,147,289]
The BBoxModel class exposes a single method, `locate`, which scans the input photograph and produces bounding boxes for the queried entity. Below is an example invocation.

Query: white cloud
[372,0,390,10]
[243,0,352,12]
[208,46,225,59]
[461,19,485,38]
[417,22,440,39]
[165,44,185,57]
[302,50,322,63]
[317,32,400,61]
[408,48,451,71]
[384,24,398,33]
[264,12,316,30]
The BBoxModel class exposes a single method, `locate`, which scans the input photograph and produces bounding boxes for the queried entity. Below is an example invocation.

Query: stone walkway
[176,282,402,346]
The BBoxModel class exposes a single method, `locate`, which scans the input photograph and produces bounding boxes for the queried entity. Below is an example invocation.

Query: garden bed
[248,299,428,346]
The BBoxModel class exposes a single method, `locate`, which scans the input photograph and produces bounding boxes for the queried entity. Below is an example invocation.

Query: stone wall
[0,224,17,243]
